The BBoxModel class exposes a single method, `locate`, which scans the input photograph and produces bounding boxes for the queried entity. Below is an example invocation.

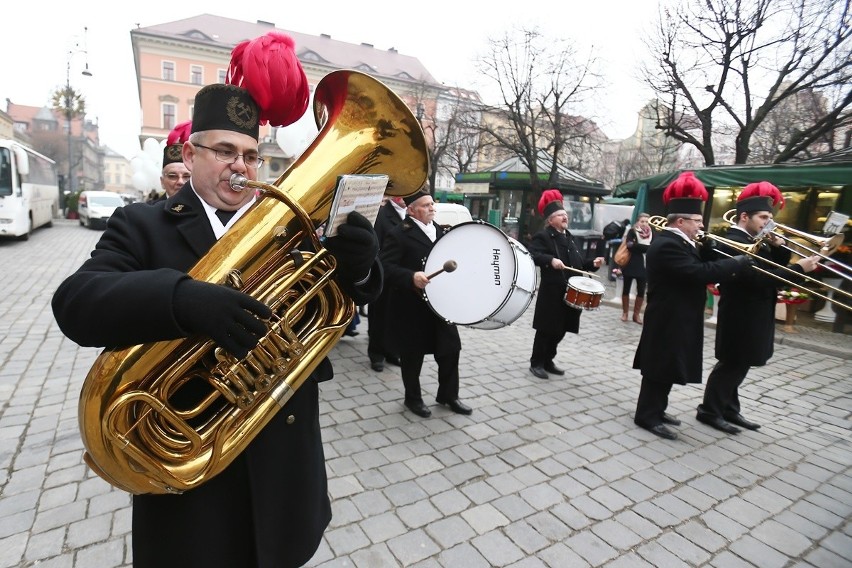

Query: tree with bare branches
[476,27,601,192]
[409,83,482,193]
[643,0,851,165]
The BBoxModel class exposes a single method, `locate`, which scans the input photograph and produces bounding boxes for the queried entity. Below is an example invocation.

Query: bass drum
[423,221,537,329]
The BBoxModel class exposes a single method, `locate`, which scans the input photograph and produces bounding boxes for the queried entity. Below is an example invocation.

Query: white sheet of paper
[325,174,390,237]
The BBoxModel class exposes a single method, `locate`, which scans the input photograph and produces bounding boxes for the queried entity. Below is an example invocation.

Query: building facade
[131,15,447,184]
[5,100,104,196]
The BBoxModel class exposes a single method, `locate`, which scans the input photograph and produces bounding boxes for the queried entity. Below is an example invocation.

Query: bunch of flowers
[778,287,809,304]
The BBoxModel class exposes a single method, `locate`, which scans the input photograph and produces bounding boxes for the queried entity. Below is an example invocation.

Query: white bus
[0,140,60,240]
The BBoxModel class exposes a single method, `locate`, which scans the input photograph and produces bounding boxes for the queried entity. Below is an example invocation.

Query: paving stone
[730,534,792,568]
[564,529,618,566]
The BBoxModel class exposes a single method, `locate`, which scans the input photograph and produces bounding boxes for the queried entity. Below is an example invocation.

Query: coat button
[286,415,296,425]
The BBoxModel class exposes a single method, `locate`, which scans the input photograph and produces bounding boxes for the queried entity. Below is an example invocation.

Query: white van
[434,203,473,228]
[78,191,125,229]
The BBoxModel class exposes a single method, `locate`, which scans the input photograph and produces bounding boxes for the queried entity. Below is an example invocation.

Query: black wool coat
[715,227,799,366]
[379,217,461,355]
[52,184,381,568]
[528,226,599,334]
[368,201,404,344]
[633,230,746,385]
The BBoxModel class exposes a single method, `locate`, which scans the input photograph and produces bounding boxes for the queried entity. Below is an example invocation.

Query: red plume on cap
[227,32,310,128]
[538,189,564,216]
[662,171,709,204]
[166,121,192,145]
[738,181,785,209]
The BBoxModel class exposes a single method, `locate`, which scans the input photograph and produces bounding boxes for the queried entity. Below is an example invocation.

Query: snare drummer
[527,190,604,380]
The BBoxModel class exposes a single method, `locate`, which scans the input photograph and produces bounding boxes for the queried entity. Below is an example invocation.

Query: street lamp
[65,27,92,199]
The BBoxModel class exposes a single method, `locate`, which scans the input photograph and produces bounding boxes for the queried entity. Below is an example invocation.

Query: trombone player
[633,172,752,440]
[696,182,820,434]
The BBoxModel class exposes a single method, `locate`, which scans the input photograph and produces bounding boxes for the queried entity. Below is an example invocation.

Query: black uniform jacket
[374,200,403,247]
[621,227,652,279]
[633,230,747,385]
[715,227,799,366]
[52,183,381,568]
[528,225,599,335]
[380,216,461,355]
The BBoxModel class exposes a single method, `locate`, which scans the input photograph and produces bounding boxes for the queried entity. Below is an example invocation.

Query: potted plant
[65,192,80,219]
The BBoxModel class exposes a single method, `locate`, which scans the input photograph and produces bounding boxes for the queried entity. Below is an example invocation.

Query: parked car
[78,191,125,229]
[434,203,473,228]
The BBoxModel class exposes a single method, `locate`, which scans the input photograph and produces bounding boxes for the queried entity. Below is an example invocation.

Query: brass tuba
[79,70,428,494]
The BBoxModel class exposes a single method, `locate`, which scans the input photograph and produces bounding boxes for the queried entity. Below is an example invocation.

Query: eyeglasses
[682,217,704,223]
[193,143,264,168]
[164,173,191,182]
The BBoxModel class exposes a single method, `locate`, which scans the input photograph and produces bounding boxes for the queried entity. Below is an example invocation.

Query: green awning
[614,162,852,197]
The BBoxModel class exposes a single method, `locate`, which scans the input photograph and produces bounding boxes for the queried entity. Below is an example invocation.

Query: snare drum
[564,276,605,310]
[423,221,537,329]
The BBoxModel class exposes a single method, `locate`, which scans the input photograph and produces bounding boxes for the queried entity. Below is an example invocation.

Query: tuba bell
[78,70,428,494]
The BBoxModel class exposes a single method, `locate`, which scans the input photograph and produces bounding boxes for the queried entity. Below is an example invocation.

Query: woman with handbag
[619,213,653,323]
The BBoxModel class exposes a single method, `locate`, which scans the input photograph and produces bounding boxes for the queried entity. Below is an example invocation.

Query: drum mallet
[562,266,601,279]
[426,260,458,280]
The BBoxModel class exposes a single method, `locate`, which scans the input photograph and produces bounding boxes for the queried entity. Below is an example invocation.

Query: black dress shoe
[724,413,760,430]
[370,361,384,372]
[344,329,359,337]
[697,414,741,434]
[529,366,548,379]
[636,422,677,440]
[404,400,431,418]
[661,413,681,426]
[436,398,473,415]
[543,363,565,375]
[384,355,401,367]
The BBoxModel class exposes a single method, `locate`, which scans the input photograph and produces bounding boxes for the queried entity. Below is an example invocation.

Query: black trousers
[634,377,674,427]
[367,292,397,363]
[698,359,750,419]
[401,351,460,403]
[530,330,566,368]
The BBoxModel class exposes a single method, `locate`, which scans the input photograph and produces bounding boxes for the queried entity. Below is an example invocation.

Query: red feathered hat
[538,189,565,218]
[662,171,708,215]
[736,181,784,214]
[192,32,310,140]
[162,121,191,168]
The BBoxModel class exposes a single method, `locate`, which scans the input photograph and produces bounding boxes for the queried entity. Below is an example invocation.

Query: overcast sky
[4,1,661,160]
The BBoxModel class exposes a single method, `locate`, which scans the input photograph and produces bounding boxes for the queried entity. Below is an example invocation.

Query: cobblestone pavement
[1,219,850,568]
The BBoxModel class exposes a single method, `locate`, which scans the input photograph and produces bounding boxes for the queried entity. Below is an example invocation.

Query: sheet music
[324,174,390,238]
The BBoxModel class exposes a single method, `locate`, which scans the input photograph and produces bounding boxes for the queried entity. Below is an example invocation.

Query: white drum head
[567,276,605,294]
[424,222,517,325]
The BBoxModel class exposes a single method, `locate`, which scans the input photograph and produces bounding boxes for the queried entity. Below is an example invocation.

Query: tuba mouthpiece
[229,173,249,191]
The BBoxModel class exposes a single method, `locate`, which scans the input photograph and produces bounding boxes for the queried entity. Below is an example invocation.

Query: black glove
[735,254,754,267]
[324,211,379,282]
[173,278,272,359]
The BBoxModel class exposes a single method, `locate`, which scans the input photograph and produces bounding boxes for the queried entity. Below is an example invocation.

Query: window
[218,69,227,83]
[163,104,176,130]
[162,61,175,81]
[191,65,203,85]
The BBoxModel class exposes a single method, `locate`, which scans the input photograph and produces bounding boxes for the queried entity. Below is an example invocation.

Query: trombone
[722,209,850,281]
[648,215,851,313]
